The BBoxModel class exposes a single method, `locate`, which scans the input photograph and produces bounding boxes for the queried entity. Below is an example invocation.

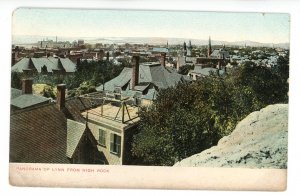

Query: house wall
[87,122,124,165]
[87,121,139,165]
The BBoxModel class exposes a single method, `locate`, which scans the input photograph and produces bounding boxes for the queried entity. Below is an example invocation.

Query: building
[187,40,192,57]
[11,57,76,75]
[11,79,51,112]
[210,45,230,59]
[66,119,102,164]
[10,79,141,165]
[59,88,140,165]
[188,64,226,80]
[186,37,229,80]
[10,84,69,163]
[78,98,139,165]
[96,54,190,103]
[38,39,72,48]
[78,39,84,46]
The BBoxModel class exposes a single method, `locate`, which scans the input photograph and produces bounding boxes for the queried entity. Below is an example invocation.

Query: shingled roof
[67,119,86,158]
[96,62,187,92]
[66,119,98,159]
[63,94,104,123]
[10,103,69,163]
[11,57,76,73]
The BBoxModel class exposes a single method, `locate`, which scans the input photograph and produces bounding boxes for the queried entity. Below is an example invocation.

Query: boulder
[174,104,288,168]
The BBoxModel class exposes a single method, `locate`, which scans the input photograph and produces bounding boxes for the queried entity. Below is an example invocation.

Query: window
[110,133,121,155]
[99,129,106,147]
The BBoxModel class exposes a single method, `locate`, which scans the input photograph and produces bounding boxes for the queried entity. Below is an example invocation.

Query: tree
[11,71,23,89]
[131,61,289,166]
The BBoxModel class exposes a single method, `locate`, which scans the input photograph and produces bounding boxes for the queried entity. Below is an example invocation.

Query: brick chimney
[160,52,166,67]
[56,84,66,110]
[22,79,33,94]
[131,55,140,90]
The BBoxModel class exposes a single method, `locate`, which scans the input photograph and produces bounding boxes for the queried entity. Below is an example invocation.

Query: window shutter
[103,130,107,146]
[116,135,121,155]
[99,129,107,146]
[110,133,114,152]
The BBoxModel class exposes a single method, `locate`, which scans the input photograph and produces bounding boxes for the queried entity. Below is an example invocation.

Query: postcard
[9,8,289,190]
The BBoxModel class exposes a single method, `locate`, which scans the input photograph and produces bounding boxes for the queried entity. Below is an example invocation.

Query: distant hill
[12,35,289,49]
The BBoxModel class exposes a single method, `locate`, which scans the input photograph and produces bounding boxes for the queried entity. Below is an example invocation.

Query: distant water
[12,35,290,49]
[12,35,94,45]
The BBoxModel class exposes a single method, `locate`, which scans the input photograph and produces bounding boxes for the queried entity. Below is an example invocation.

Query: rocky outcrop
[174,104,288,168]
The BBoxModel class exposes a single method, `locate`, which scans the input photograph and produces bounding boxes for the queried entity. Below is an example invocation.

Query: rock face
[174,104,288,168]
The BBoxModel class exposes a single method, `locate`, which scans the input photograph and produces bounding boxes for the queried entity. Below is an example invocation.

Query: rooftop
[11,57,76,73]
[11,94,51,109]
[81,103,140,131]
[10,103,69,163]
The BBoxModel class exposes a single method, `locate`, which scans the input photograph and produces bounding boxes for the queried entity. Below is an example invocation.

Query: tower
[183,41,187,56]
[208,36,212,57]
[187,40,192,56]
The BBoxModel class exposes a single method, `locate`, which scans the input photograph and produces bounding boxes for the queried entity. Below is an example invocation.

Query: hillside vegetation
[131,57,289,166]
[174,104,288,168]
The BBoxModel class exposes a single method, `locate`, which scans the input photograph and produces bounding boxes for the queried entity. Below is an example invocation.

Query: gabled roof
[11,57,76,73]
[66,119,86,158]
[11,94,51,109]
[210,49,230,59]
[98,67,132,92]
[31,57,55,72]
[47,57,65,71]
[67,119,102,159]
[10,103,69,163]
[11,58,35,72]
[59,58,77,72]
[97,62,186,92]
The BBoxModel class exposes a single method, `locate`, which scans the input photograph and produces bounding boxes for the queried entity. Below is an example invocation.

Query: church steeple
[208,36,212,57]
[183,41,187,56]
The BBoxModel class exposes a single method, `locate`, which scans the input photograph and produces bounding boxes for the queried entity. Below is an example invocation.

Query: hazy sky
[12,8,290,43]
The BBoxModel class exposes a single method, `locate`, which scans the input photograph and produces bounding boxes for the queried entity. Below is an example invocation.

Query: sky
[12,8,290,43]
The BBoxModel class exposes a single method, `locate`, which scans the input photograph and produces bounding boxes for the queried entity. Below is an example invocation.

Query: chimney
[131,55,140,90]
[160,52,166,67]
[22,79,33,94]
[176,56,180,71]
[56,84,66,110]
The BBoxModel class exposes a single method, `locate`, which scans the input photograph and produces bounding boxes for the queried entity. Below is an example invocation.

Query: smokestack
[131,55,140,90]
[56,84,66,110]
[160,52,166,67]
[22,79,33,94]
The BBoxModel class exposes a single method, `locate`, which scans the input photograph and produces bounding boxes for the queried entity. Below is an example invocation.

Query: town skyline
[12,8,290,44]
